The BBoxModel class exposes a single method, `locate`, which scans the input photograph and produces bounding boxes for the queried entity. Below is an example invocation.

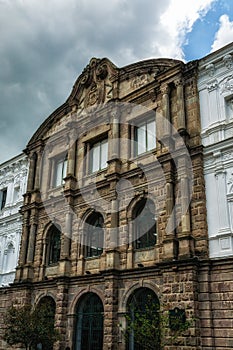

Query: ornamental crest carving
[220,75,233,95]
[69,57,117,109]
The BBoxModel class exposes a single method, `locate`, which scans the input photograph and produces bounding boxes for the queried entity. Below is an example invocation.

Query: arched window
[133,198,157,249]
[48,224,61,265]
[36,296,56,350]
[84,212,104,258]
[126,288,160,350]
[75,293,104,350]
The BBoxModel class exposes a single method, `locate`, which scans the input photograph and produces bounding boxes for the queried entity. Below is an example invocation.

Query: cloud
[211,14,233,52]
[160,0,215,59]
[0,0,215,163]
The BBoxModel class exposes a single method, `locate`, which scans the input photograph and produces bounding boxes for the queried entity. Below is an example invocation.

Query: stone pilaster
[162,160,178,261]
[161,83,171,137]
[103,275,119,350]
[27,152,37,191]
[175,78,186,132]
[106,199,120,270]
[60,212,73,276]
[54,279,69,350]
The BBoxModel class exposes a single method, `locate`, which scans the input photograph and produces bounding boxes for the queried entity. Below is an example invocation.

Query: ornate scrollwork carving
[223,54,232,69]
[205,63,215,77]
[70,58,116,109]
[220,76,233,95]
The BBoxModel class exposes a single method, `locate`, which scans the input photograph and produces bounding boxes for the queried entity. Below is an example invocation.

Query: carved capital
[174,78,184,87]
[223,54,232,69]
[161,83,170,95]
[205,63,215,77]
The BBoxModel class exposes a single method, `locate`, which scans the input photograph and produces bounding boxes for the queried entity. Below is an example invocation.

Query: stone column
[161,83,170,137]
[61,212,72,259]
[39,238,48,280]
[177,157,193,259]
[127,221,133,268]
[34,149,42,190]
[60,212,73,276]
[175,78,186,131]
[15,211,30,281]
[111,112,120,160]
[26,223,37,264]
[27,152,37,191]
[20,211,30,265]
[106,199,120,269]
[77,228,85,275]
[162,161,177,261]
[103,275,119,350]
[181,175,191,234]
[54,280,69,350]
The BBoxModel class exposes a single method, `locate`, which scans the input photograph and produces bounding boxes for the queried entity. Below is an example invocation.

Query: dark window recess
[0,189,7,210]
[133,198,157,249]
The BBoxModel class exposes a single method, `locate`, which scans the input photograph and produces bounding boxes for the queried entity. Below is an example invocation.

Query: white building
[198,42,233,258]
[0,153,28,286]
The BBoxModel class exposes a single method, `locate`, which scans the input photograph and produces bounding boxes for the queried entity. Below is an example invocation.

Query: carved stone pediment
[68,57,118,109]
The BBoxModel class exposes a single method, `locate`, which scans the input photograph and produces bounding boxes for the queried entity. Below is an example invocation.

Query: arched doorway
[75,293,104,350]
[36,296,56,350]
[126,288,160,350]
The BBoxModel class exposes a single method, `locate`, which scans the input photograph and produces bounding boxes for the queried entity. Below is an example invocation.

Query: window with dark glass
[0,188,7,210]
[133,198,157,249]
[90,139,108,173]
[84,212,104,258]
[127,288,160,350]
[75,293,104,350]
[36,296,56,350]
[48,225,61,265]
[53,155,67,187]
[135,119,156,155]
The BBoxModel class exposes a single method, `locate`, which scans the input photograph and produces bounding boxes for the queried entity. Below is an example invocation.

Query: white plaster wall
[0,153,28,286]
[199,43,233,258]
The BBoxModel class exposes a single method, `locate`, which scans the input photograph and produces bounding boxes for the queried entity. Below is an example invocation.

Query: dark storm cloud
[0,0,213,163]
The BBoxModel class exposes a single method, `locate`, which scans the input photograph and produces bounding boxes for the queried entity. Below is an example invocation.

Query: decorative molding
[205,63,215,77]
[223,54,233,69]
[227,172,233,193]
[69,57,117,110]
[131,73,149,89]
[207,80,218,92]
[220,75,233,95]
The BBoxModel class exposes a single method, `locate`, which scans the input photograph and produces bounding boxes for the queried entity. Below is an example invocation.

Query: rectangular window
[135,119,156,155]
[53,155,68,187]
[0,188,7,210]
[90,139,108,173]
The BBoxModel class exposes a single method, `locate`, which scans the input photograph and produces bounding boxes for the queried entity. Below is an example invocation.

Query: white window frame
[90,139,108,173]
[135,118,156,155]
[53,155,68,187]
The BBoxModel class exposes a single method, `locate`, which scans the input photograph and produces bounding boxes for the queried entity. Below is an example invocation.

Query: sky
[0,0,233,164]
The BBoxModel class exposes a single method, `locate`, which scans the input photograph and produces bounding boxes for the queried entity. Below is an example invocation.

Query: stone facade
[197,42,233,350]
[0,56,209,350]
[0,153,28,287]
[0,46,233,350]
